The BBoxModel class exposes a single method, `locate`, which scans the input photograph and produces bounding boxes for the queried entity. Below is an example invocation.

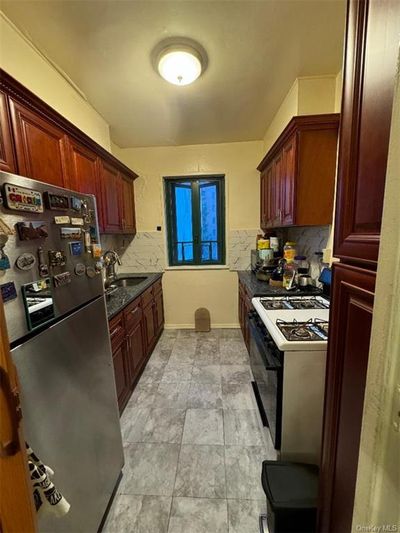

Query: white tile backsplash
[283,225,330,279]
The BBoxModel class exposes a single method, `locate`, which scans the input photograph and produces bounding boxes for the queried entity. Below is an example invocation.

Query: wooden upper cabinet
[258,114,339,229]
[281,136,296,226]
[333,0,400,267]
[100,160,122,233]
[0,90,16,173]
[8,98,69,187]
[121,175,136,235]
[67,139,103,230]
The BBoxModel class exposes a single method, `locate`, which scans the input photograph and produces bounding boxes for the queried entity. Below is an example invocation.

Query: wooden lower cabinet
[143,302,156,351]
[109,279,164,414]
[238,280,251,351]
[318,263,375,532]
[112,342,131,411]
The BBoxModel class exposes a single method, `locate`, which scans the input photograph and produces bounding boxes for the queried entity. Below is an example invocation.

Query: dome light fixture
[157,45,203,86]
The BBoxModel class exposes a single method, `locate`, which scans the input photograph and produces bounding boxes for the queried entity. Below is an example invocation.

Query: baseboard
[164,323,240,330]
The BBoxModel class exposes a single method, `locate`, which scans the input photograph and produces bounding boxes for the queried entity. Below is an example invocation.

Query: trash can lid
[261,461,319,510]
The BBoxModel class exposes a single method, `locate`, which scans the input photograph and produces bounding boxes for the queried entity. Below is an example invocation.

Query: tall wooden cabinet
[258,114,339,229]
[318,1,400,531]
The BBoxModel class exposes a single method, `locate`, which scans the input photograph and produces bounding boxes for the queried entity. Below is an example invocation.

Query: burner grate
[261,296,329,311]
[276,318,329,341]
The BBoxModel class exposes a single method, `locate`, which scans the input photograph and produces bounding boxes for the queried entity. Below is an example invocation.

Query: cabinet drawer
[109,313,125,350]
[153,279,162,295]
[141,286,154,307]
[124,297,142,332]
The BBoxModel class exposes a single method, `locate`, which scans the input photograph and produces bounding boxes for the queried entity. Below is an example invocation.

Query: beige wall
[0,12,111,151]
[262,75,337,153]
[113,141,263,328]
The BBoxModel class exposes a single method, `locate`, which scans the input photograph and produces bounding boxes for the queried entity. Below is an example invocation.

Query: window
[164,175,225,266]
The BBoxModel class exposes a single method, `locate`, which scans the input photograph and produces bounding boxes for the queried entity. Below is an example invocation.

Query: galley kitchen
[0,1,399,533]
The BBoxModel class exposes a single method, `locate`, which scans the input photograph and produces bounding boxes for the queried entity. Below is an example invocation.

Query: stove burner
[261,296,329,311]
[276,318,329,341]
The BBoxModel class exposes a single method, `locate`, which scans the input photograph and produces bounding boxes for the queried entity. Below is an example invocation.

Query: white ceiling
[1,0,346,148]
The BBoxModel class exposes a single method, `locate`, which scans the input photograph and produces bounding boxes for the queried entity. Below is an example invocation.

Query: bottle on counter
[283,241,297,263]
[283,261,296,290]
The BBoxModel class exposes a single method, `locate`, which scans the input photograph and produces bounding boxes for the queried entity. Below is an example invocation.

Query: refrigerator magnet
[86,266,96,278]
[0,281,17,302]
[92,244,102,258]
[74,263,86,276]
[17,221,49,241]
[71,217,84,226]
[3,183,44,213]
[60,227,82,240]
[54,215,70,225]
[16,252,36,271]
[53,272,72,287]
[69,241,83,257]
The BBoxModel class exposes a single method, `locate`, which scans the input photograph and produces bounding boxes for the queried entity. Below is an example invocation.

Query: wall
[262,75,337,153]
[112,141,264,328]
[0,12,111,151]
[352,55,400,530]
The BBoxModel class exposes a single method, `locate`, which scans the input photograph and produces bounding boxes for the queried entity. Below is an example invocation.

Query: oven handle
[249,315,281,371]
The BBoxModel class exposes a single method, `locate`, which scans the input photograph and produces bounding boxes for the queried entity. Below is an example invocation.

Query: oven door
[249,313,282,449]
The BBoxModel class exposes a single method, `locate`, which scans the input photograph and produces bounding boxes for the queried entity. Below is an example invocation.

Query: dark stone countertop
[237,270,322,298]
[105,272,163,320]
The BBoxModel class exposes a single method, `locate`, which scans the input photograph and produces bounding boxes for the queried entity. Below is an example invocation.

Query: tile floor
[104,329,276,533]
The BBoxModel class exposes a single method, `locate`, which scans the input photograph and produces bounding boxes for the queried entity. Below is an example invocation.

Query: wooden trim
[0,297,37,532]
[0,68,138,181]
[257,113,340,172]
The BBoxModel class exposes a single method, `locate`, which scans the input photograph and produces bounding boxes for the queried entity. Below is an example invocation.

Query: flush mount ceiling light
[157,45,203,86]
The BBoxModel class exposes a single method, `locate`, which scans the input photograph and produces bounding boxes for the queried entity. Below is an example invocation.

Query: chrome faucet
[103,250,122,286]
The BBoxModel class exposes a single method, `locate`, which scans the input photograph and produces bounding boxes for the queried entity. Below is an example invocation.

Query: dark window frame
[164,175,226,267]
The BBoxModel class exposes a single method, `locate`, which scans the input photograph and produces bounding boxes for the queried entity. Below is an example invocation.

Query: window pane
[200,183,218,261]
[174,183,193,262]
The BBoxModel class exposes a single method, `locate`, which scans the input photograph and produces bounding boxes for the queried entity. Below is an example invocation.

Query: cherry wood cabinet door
[260,172,267,229]
[333,0,400,267]
[281,136,296,226]
[8,98,69,187]
[264,164,274,228]
[126,322,145,380]
[121,175,136,234]
[318,263,375,532]
[112,342,130,413]
[0,91,16,173]
[143,302,156,351]
[272,153,283,226]
[67,140,103,230]
[154,290,164,335]
[100,160,122,233]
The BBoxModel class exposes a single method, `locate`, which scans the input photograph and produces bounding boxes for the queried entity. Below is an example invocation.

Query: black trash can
[261,460,319,533]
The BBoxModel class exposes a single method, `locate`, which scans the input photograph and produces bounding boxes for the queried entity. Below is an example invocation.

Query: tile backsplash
[101,229,261,272]
[282,225,330,280]
[100,225,329,279]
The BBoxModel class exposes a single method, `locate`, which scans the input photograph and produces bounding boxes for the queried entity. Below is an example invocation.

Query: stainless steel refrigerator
[0,171,124,532]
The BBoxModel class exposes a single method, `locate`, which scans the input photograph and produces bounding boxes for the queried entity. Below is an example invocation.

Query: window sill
[165,265,230,271]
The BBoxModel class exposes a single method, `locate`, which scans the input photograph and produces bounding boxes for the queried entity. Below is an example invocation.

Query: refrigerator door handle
[0,367,22,457]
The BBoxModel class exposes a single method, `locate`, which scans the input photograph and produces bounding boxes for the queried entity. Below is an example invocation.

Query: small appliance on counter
[0,171,123,533]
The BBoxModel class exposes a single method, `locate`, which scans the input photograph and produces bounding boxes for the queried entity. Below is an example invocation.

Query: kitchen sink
[110,276,148,288]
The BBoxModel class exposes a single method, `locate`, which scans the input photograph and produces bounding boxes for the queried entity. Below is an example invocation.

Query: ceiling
[1,1,346,148]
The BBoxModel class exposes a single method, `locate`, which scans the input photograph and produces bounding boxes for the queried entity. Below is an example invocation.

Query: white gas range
[252,295,330,351]
[248,294,330,464]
